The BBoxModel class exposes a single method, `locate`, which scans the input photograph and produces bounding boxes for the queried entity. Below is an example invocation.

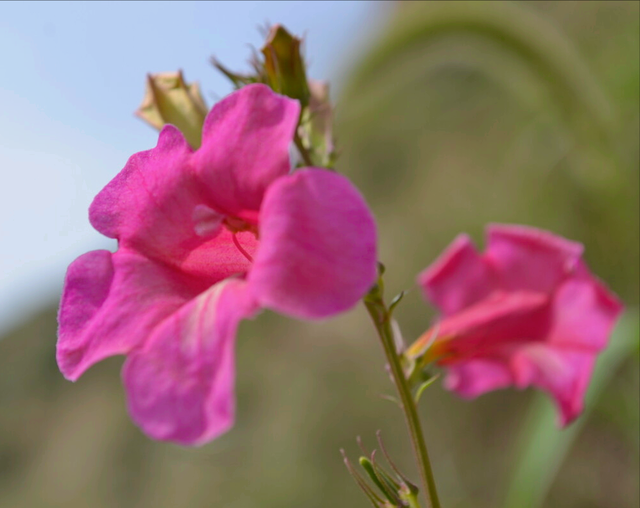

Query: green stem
[294,131,314,167]
[364,296,441,508]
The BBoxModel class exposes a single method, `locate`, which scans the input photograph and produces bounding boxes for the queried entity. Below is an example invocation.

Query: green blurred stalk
[365,291,441,508]
[345,1,615,149]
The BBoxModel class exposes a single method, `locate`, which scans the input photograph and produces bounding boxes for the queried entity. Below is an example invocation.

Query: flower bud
[261,24,310,107]
[136,71,208,149]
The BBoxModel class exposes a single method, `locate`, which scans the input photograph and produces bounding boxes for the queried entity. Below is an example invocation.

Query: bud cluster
[342,433,421,508]
[212,24,336,168]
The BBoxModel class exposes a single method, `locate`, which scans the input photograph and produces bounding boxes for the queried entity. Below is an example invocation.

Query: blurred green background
[1,1,638,507]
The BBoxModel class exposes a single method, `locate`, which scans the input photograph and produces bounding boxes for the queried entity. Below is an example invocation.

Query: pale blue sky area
[0,1,388,334]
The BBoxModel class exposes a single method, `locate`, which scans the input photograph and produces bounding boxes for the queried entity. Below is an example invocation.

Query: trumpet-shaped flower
[57,84,377,445]
[409,224,622,426]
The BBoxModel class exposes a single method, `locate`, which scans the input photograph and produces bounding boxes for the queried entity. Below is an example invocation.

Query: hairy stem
[364,295,441,508]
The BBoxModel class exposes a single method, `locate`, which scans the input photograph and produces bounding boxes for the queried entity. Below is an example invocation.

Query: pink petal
[436,290,549,359]
[192,84,300,218]
[176,228,257,281]
[443,344,595,426]
[89,125,213,266]
[418,234,497,315]
[249,168,377,319]
[123,278,259,445]
[546,261,623,350]
[511,345,596,426]
[486,224,584,293]
[89,124,255,281]
[444,359,513,398]
[57,249,208,381]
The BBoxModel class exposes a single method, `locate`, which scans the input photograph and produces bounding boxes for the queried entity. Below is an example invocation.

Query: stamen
[232,233,254,263]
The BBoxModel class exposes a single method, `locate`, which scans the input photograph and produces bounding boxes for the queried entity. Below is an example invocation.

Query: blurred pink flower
[409,224,622,426]
[57,84,377,445]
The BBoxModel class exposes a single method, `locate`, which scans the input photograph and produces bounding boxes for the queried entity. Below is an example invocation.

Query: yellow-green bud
[136,71,208,149]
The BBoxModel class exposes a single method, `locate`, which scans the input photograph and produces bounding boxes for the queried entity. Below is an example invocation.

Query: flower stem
[294,131,314,167]
[364,294,442,508]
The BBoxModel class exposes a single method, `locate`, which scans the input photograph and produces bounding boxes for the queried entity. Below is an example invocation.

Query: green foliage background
[1,2,637,507]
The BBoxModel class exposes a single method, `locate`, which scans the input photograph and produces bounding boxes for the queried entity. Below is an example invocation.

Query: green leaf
[388,291,407,315]
[414,374,440,404]
[502,308,639,508]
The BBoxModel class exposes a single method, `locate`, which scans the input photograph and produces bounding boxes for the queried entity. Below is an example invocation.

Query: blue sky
[0,1,387,334]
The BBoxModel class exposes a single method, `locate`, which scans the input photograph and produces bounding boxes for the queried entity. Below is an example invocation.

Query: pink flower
[57,84,377,445]
[408,224,622,426]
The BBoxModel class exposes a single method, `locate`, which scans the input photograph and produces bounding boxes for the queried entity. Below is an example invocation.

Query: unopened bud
[261,24,310,107]
[136,71,207,149]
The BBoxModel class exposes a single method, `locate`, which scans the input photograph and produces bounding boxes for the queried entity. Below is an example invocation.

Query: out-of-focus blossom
[136,71,208,149]
[407,224,622,426]
[58,84,377,445]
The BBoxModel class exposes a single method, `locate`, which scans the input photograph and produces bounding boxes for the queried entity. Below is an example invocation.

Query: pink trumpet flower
[409,224,622,426]
[57,84,377,445]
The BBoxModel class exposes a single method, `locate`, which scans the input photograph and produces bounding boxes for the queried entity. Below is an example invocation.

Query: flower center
[191,204,258,264]
[223,216,259,236]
